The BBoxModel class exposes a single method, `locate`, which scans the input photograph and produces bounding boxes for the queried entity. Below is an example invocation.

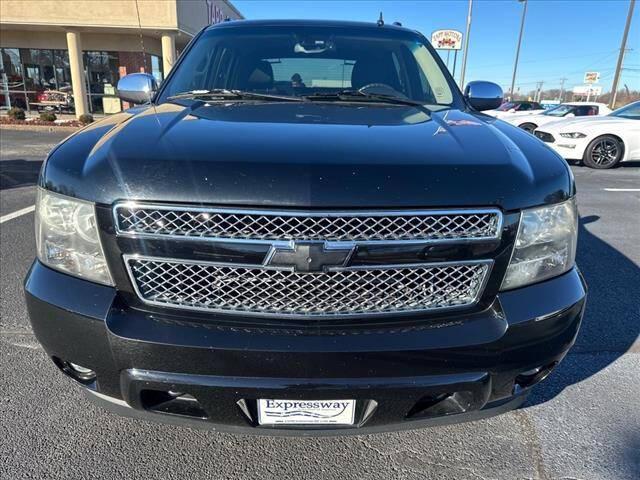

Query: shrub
[78,114,94,125]
[7,107,26,120]
[39,111,57,122]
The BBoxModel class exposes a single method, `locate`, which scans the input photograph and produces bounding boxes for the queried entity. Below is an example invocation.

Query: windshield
[543,104,574,117]
[496,102,517,111]
[157,25,459,108]
[610,102,640,119]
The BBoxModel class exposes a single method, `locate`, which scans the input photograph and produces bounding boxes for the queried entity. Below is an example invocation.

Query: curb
[0,124,80,133]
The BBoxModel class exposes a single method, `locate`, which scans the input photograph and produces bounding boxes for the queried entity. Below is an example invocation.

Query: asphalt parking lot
[1,127,638,480]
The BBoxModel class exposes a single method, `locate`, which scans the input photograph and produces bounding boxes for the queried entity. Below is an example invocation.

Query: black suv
[25,20,586,435]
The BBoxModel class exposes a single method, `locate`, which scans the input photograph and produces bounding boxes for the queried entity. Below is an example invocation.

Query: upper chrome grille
[114,205,502,243]
[126,256,491,317]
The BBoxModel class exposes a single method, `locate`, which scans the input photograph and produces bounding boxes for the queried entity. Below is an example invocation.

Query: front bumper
[25,260,586,435]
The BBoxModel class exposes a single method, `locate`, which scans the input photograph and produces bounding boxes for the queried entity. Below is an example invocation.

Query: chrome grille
[126,257,491,317]
[115,205,501,242]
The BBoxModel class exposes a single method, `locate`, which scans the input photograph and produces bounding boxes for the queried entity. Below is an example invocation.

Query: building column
[66,30,88,118]
[161,33,176,79]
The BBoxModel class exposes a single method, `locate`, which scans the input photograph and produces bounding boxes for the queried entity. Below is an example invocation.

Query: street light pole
[509,0,528,98]
[459,0,473,88]
[610,0,635,108]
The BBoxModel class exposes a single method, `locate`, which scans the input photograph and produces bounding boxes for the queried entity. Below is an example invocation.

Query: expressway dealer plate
[257,399,356,425]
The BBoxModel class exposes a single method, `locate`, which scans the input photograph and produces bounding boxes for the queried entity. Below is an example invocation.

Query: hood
[43,101,572,211]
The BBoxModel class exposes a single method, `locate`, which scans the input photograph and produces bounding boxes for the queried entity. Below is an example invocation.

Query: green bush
[7,107,26,120]
[39,111,57,122]
[78,113,94,125]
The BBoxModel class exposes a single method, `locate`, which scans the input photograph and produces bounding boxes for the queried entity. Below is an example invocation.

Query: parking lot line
[603,188,640,192]
[0,205,35,224]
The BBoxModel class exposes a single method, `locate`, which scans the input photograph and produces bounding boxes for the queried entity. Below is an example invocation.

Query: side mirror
[464,81,504,111]
[117,73,158,105]
[566,113,575,118]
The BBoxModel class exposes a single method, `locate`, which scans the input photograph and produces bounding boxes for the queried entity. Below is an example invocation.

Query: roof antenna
[377,12,384,27]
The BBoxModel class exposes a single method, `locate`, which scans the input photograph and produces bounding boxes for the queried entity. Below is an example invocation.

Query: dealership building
[0,0,243,117]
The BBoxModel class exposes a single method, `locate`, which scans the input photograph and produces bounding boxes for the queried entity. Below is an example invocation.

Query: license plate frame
[257,399,356,426]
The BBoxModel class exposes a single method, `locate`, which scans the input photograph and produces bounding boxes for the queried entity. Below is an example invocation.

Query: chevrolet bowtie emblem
[264,241,356,273]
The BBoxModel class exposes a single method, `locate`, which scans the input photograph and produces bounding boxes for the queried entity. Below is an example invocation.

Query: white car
[484,100,545,119]
[504,102,612,133]
[533,101,640,169]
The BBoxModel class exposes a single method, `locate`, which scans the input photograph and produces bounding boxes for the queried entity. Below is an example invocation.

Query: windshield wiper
[304,90,430,111]
[167,88,430,111]
[167,89,304,102]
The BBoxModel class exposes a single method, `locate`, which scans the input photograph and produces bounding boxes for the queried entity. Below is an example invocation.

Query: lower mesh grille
[126,257,490,317]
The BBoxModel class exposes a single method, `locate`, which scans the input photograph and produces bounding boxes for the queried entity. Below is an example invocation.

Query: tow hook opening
[52,357,97,387]
[139,390,209,419]
[514,362,558,392]
[406,391,475,419]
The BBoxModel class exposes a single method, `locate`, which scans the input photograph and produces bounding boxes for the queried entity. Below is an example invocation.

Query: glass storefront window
[1,47,27,109]
[1,48,73,112]
[21,49,57,105]
[151,55,163,84]
[1,47,162,114]
[84,51,120,113]
[54,50,72,91]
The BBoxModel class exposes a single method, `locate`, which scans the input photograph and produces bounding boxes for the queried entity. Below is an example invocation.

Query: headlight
[559,132,586,139]
[35,188,113,285]
[501,198,578,290]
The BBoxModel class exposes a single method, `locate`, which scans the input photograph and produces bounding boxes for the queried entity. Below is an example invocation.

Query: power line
[477,49,618,69]
[487,55,619,84]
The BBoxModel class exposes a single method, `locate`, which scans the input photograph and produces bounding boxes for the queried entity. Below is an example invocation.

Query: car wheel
[583,135,624,169]
[519,122,537,133]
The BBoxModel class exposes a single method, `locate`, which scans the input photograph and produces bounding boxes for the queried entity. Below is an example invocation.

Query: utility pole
[539,81,544,102]
[510,0,528,97]
[459,0,473,88]
[611,0,635,108]
[559,77,567,102]
[535,81,544,102]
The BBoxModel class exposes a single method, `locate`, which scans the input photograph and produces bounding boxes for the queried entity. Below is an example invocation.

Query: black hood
[43,101,572,211]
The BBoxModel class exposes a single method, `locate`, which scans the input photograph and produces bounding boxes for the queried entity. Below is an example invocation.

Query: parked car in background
[534,101,640,168]
[485,100,545,119]
[505,102,612,133]
[30,88,75,114]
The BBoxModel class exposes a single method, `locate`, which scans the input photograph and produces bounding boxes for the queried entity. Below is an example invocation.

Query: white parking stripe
[0,205,35,224]
[603,188,640,192]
